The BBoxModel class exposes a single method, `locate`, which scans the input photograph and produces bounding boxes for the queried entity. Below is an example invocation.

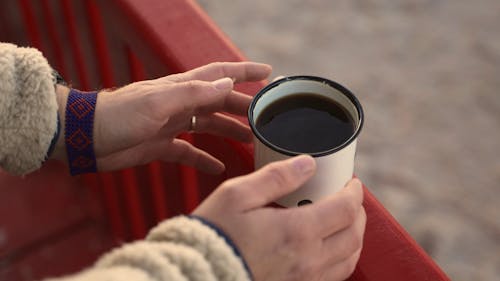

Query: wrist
[49,85,69,163]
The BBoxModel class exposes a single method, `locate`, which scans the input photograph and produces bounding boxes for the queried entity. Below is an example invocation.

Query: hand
[193,155,366,281]
[52,62,272,173]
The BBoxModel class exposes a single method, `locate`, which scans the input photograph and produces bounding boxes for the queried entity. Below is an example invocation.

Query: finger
[301,178,364,238]
[222,90,252,116]
[96,138,165,171]
[219,155,316,211]
[97,138,225,174]
[148,78,233,120]
[97,144,150,171]
[193,113,253,143]
[321,206,366,266]
[320,248,362,281]
[193,90,252,117]
[165,138,225,174]
[166,62,272,83]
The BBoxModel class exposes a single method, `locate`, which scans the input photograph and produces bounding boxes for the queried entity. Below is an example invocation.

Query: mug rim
[248,75,364,157]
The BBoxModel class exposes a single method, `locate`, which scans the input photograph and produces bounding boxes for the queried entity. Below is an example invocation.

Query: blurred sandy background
[197,1,500,280]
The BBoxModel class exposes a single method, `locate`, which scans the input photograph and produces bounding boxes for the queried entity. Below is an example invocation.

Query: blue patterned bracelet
[65,89,98,175]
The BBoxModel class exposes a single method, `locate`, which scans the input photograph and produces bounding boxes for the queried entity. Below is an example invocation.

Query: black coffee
[256,93,355,154]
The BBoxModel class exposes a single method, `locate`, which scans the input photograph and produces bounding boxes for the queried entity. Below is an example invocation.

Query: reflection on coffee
[256,93,354,154]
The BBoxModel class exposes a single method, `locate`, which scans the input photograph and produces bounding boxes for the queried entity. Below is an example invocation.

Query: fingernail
[255,62,272,71]
[291,155,316,175]
[351,178,362,188]
[212,77,233,90]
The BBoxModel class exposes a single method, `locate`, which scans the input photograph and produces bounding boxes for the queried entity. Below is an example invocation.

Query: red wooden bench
[0,0,450,280]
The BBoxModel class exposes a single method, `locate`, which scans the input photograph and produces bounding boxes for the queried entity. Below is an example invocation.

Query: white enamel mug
[248,76,364,207]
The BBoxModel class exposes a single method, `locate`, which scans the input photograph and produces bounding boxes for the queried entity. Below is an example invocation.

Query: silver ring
[189,115,197,132]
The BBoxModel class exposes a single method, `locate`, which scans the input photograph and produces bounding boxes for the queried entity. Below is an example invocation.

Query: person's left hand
[52,62,272,173]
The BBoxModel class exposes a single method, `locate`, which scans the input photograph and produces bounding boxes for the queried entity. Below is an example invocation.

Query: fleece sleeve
[44,216,252,281]
[0,42,58,175]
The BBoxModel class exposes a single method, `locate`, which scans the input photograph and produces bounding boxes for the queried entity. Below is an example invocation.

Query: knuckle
[170,142,194,163]
[144,92,158,107]
[336,236,356,259]
[280,214,315,249]
[143,93,166,121]
[345,179,363,202]
[346,230,363,254]
[217,180,241,202]
[353,229,364,251]
[184,80,205,92]
[359,206,367,233]
[340,255,359,279]
[340,198,359,224]
[133,80,154,88]
[360,206,367,224]
[295,228,312,242]
[349,214,366,252]
[208,61,225,75]
[288,260,318,281]
[209,61,224,68]
[281,227,297,248]
[175,142,190,159]
[283,225,308,247]
[265,163,291,188]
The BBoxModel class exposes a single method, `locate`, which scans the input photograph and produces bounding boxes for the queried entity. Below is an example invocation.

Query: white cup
[248,76,364,207]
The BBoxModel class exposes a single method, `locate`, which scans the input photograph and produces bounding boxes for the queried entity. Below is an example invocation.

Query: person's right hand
[192,155,366,281]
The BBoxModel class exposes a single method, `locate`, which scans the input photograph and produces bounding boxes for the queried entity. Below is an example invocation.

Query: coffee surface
[256,93,355,153]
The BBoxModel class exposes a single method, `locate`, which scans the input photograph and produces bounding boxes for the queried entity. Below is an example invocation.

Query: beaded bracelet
[65,89,98,175]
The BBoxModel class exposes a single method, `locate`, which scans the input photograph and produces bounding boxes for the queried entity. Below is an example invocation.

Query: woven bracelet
[65,89,98,175]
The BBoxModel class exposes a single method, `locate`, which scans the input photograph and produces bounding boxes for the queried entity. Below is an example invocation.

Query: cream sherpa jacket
[0,43,251,281]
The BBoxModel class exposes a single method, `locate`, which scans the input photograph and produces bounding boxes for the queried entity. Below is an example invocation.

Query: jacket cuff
[0,43,58,175]
[147,216,252,281]
[189,215,253,279]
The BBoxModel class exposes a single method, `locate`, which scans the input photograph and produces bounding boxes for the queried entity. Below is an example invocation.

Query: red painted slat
[119,169,147,239]
[98,173,125,240]
[147,162,169,220]
[84,1,114,88]
[126,48,146,82]
[18,0,42,50]
[126,48,170,221]
[178,133,200,213]
[0,220,114,281]
[61,0,91,89]
[0,162,87,257]
[81,174,105,219]
[40,0,67,76]
[0,8,9,42]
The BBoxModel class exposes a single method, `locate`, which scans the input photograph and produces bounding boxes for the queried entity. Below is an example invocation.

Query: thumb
[227,155,316,211]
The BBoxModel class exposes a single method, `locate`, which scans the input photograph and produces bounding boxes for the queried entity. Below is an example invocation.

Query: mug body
[249,76,364,207]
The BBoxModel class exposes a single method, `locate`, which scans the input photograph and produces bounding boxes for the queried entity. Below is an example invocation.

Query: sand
[197,1,500,280]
